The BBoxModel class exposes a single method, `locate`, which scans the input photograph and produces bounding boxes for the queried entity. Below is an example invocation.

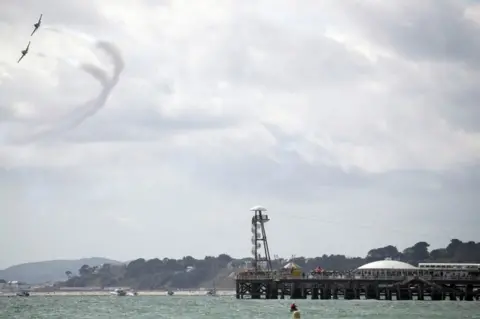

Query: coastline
[0,290,236,297]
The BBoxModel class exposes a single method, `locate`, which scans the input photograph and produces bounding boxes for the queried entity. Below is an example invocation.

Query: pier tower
[250,205,272,272]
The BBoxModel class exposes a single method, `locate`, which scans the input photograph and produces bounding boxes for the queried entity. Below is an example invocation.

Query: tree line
[59,239,480,290]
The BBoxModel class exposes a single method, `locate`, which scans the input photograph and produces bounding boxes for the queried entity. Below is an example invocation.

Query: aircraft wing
[31,27,38,36]
[17,54,25,63]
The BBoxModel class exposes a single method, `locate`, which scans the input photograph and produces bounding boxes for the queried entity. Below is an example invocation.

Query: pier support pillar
[320,287,331,300]
[365,285,377,299]
[251,283,261,299]
[271,286,278,299]
[311,287,319,300]
[431,289,442,301]
[417,284,424,301]
[320,288,327,300]
[465,285,474,301]
[301,288,308,299]
[290,284,302,299]
[267,282,278,299]
[385,289,392,300]
[448,284,456,301]
[396,287,410,300]
[354,288,360,299]
[325,286,332,300]
[344,288,355,300]
[332,288,339,299]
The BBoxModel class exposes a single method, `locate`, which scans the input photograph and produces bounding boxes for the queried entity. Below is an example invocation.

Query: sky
[0,0,479,269]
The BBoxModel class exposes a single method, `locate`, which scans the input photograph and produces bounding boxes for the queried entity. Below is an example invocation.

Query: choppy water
[1,296,479,318]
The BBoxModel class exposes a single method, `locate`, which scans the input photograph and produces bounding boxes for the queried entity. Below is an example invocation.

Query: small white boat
[110,288,127,296]
[111,288,137,296]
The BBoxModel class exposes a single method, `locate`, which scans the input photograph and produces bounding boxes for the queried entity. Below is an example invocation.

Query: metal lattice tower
[250,205,272,272]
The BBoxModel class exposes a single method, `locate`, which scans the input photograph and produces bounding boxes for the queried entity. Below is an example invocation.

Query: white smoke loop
[32,38,125,141]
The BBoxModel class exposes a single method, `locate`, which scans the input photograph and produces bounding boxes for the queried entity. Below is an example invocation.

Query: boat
[206,280,217,296]
[167,290,174,296]
[110,289,137,296]
[110,288,127,296]
[206,288,217,296]
[206,263,218,296]
[16,291,30,297]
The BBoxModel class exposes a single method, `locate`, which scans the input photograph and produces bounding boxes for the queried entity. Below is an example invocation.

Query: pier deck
[235,273,480,300]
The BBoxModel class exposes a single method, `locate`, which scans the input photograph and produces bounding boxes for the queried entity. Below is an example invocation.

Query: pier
[235,273,480,300]
[235,206,480,301]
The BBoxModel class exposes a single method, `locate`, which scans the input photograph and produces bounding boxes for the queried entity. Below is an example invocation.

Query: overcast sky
[0,0,479,269]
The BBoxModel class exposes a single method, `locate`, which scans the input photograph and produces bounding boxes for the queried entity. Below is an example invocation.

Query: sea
[1,296,479,318]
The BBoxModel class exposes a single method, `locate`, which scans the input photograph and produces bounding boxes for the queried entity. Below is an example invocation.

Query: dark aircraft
[31,14,42,36]
[17,41,30,63]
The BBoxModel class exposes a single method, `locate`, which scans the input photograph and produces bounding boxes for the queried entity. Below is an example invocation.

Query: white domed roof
[357,260,417,270]
[250,205,267,212]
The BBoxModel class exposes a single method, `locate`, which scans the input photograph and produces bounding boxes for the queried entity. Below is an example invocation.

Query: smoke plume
[31,36,125,141]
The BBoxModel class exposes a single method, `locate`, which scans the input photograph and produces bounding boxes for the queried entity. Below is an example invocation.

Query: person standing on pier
[290,303,301,318]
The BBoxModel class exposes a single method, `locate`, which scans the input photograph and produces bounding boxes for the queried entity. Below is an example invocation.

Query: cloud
[0,0,479,268]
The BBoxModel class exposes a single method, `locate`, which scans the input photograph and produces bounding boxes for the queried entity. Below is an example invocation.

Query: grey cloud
[188,147,480,243]
[189,153,368,199]
[58,107,243,143]
[0,69,57,112]
[437,75,480,132]
[0,0,104,27]
[201,18,374,91]
[341,0,480,65]
[332,1,480,133]
[0,105,14,123]
[188,124,480,201]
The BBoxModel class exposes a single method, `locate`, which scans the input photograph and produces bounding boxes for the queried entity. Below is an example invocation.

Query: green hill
[2,239,479,288]
[0,257,121,284]
[58,239,480,290]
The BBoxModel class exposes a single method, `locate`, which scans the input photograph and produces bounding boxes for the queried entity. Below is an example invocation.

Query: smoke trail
[30,37,124,141]
[35,52,81,68]
[43,25,96,44]
[81,63,109,87]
